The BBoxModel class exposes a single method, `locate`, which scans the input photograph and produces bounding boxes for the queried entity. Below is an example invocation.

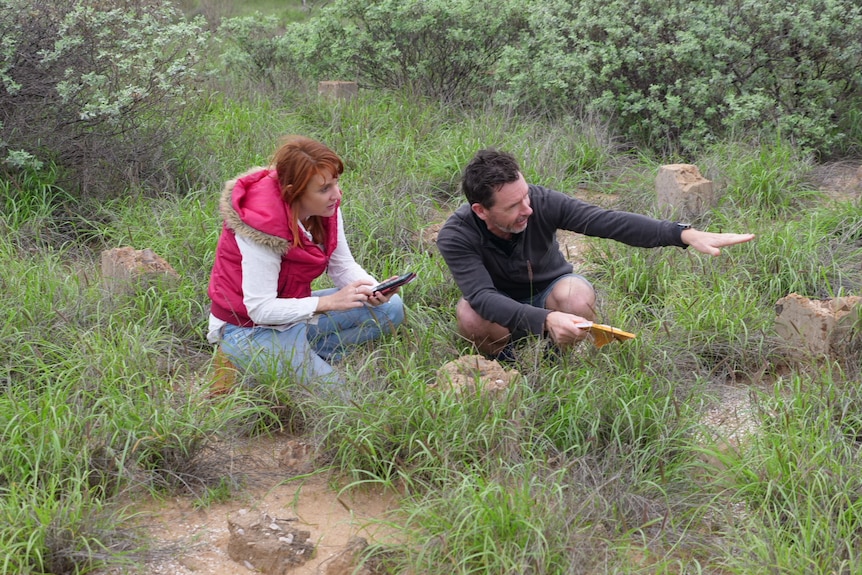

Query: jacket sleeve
[437,215,550,340]
[545,187,686,247]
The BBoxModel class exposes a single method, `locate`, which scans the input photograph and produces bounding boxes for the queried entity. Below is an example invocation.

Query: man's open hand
[681,229,755,256]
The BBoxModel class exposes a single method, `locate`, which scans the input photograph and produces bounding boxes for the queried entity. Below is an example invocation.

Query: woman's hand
[368,282,399,306]
[316,280,374,312]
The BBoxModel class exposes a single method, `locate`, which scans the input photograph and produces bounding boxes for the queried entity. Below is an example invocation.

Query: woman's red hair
[272,135,344,247]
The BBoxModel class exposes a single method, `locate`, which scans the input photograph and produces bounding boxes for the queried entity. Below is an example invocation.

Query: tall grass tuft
[711,373,862,573]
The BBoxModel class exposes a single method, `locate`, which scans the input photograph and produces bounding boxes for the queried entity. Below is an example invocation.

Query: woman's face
[296,171,342,220]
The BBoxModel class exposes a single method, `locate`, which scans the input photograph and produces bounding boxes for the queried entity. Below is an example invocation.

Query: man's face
[471,172,532,239]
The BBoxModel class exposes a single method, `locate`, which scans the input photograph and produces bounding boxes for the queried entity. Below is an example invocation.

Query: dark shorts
[521,273,593,309]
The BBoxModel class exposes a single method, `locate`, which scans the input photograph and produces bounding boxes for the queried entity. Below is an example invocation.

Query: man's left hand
[681,229,755,256]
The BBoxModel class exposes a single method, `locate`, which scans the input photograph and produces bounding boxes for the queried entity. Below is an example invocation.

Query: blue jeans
[218,289,404,400]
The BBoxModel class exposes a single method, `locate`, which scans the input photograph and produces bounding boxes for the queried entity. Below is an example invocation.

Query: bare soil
[95,434,401,574]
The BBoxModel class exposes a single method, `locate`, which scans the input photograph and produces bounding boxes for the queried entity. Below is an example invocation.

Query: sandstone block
[433,355,520,398]
[101,247,179,294]
[656,164,715,219]
[774,293,861,358]
[318,81,358,99]
[227,512,314,574]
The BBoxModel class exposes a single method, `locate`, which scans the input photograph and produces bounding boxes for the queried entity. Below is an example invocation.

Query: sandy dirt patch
[95,434,401,575]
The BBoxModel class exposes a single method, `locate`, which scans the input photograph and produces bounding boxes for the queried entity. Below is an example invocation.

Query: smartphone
[371,272,417,295]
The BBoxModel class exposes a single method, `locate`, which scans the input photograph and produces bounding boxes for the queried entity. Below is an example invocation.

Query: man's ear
[470,203,488,221]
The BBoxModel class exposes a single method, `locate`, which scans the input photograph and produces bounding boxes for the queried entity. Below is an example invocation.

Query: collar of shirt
[472,211,522,255]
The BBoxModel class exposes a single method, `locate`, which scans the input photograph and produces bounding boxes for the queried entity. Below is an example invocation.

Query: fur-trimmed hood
[219,166,290,254]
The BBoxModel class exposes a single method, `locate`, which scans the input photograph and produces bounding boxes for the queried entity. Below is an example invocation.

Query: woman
[206,136,405,398]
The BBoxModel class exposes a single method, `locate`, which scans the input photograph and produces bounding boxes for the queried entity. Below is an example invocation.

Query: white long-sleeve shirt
[207,208,376,343]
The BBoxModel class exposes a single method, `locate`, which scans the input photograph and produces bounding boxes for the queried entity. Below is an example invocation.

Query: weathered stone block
[318,81,358,99]
[655,164,715,220]
[227,512,314,574]
[433,355,520,398]
[101,247,179,294]
[774,293,861,358]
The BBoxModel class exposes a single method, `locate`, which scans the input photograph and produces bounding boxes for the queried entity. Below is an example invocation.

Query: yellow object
[577,322,637,348]
[211,347,239,395]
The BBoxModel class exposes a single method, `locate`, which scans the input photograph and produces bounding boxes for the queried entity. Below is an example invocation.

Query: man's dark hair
[461,149,521,208]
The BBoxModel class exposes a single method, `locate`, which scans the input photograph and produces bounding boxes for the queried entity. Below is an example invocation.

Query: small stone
[433,355,520,399]
[100,246,179,294]
[227,513,314,574]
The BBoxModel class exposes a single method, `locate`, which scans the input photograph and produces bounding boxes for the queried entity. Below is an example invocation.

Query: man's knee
[455,298,510,352]
[456,298,490,335]
[546,276,596,317]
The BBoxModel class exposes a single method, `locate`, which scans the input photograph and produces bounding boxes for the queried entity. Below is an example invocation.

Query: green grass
[2,19,862,575]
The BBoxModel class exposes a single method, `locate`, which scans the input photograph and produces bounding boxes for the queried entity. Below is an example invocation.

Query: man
[436,148,755,357]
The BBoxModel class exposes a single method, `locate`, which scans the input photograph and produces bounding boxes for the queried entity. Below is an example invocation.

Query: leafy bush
[215,0,862,155]
[495,0,862,155]
[0,0,209,197]
[282,0,527,103]
[216,12,299,91]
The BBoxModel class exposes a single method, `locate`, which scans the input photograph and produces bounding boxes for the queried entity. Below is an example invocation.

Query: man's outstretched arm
[681,229,755,256]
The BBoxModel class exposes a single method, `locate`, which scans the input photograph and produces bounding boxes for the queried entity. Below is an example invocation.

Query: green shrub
[214,0,862,156]
[494,0,862,156]
[0,0,209,197]
[216,12,304,92]
[282,0,527,103]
